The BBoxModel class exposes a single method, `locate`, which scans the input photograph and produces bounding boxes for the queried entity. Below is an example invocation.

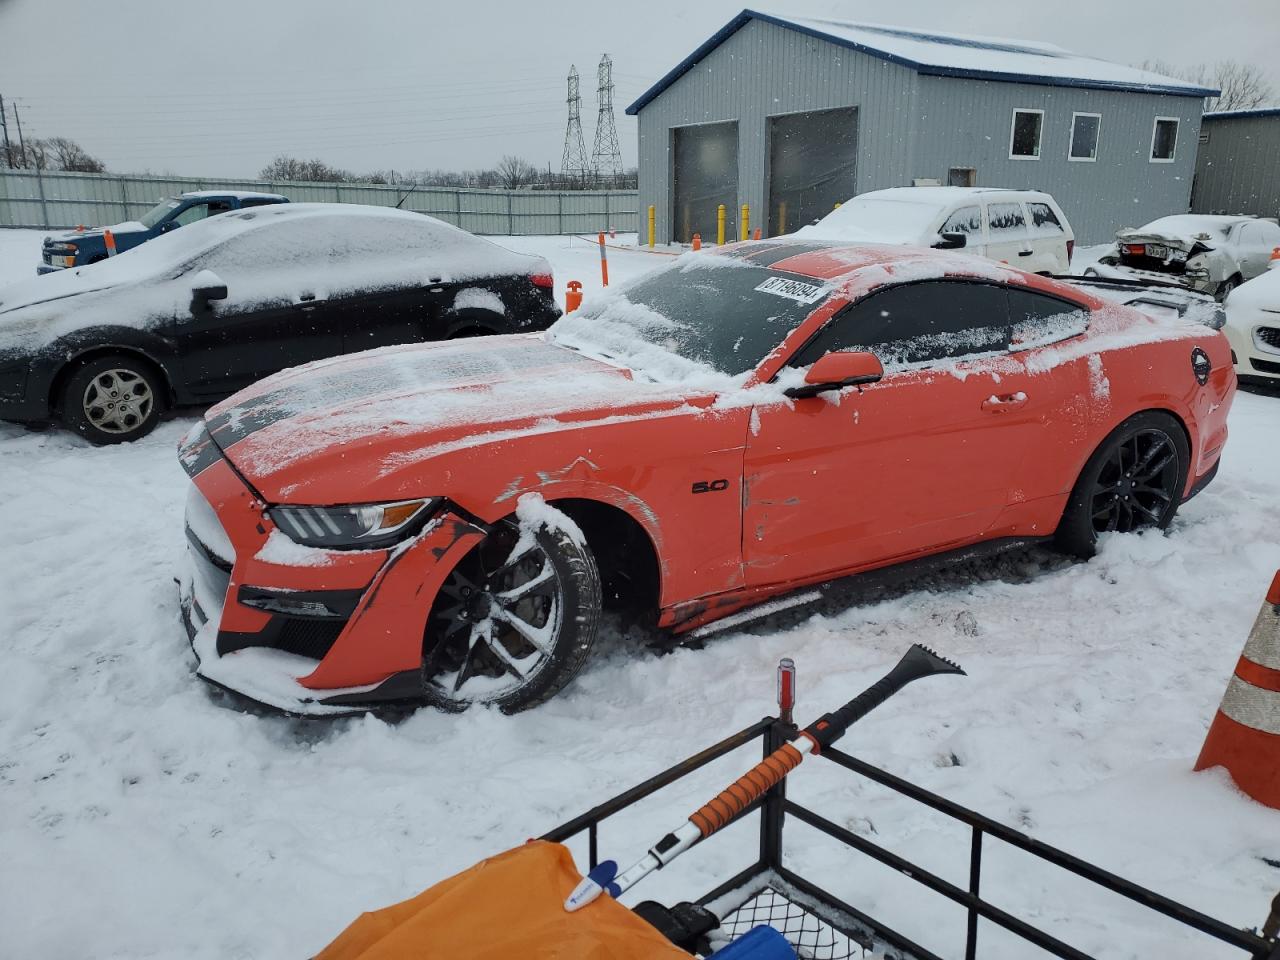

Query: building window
[1150,117,1179,162]
[1069,112,1100,161]
[1009,109,1044,160]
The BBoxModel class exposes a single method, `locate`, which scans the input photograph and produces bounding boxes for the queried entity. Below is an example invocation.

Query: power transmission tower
[590,54,623,184]
[560,65,590,186]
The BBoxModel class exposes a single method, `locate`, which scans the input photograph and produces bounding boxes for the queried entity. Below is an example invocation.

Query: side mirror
[158,220,180,233]
[190,269,228,304]
[933,232,967,250]
[785,351,884,399]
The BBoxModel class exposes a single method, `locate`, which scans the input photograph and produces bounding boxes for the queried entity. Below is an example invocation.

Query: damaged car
[1093,214,1280,300]
[0,203,559,444]
[178,240,1236,717]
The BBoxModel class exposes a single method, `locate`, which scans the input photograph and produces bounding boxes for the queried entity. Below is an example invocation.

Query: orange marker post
[692,233,701,251]
[565,280,583,314]
[597,231,609,287]
[753,228,762,241]
[103,229,118,257]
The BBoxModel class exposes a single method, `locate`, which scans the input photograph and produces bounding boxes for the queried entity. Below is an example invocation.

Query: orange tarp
[316,840,694,960]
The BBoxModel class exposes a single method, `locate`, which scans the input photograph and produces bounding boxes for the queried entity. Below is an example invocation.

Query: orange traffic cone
[1195,570,1280,808]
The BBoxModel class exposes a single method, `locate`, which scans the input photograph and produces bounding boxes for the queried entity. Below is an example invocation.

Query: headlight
[269,498,439,549]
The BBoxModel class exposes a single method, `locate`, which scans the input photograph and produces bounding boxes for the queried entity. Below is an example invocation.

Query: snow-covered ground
[1,227,1278,959]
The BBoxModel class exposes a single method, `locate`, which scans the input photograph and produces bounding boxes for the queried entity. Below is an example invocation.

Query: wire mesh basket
[713,884,872,959]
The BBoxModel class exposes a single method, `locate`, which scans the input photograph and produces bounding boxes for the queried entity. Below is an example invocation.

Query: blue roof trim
[1204,107,1280,119]
[625,9,1216,114]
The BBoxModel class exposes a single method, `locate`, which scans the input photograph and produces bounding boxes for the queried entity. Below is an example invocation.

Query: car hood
[46,221,147,243]
[0,267,119,318]
[204,334,708,504]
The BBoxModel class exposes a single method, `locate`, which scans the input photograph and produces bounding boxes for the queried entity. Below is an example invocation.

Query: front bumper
[178,436,485,715]
[1223,317,1280,383]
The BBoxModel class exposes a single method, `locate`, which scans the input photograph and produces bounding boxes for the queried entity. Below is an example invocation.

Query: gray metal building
[627,11,1216,245]
[1192,108,1280,219]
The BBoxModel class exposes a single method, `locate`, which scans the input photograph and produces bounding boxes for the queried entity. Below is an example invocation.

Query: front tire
[422,512,601,713]
[1055,411,1189,558]
[60,354,163,445]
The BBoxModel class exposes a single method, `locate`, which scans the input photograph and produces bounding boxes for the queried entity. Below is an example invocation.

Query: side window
[1259,222,1280,252]
[987,202,1027,238]
[239,198,279,209]
[791,281,1010,368]
[1009,109,1043,159]
[1150,117,1179,162]
[171,202,212,228]
[940,205,982,237]
[1026,203,1064,239]
[1007,288,1089,350]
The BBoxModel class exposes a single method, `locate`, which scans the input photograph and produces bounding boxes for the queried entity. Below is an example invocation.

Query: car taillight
[1066,239,1074,262]
[1126,244,1145,256]
[530,273,554,289]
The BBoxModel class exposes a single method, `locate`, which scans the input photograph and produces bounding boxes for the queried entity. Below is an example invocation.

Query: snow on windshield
[798,197,944,243]
[548,253,828,385]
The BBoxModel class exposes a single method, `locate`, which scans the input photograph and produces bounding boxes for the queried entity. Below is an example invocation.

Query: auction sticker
[755,276,826,304]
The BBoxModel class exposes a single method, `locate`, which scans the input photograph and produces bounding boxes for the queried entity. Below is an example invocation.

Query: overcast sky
[1,0,1276,179]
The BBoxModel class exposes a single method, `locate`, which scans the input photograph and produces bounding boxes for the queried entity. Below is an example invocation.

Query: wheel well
[49,347,173,414]
[446,307,504,339]
[448,325,494,339]
[87,255,107,264]
[552,499,660,616]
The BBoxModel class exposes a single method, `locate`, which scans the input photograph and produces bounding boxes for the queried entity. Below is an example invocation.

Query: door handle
[981,392,1028,413]
[1017,250,1033,257]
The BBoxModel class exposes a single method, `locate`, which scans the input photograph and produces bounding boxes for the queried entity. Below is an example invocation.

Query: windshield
[548,256,828,382]
[800,198,945,243]
[138,198,181,229]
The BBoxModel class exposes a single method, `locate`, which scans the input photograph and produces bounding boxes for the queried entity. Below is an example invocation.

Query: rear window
[1027,203,1064,238]
[551,260,827,378]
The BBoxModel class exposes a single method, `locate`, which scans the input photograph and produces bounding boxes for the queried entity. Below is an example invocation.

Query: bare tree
[1140,58,1276,112]
[44,137,106,172]
[494,154,539,189]
[258,155,352,182]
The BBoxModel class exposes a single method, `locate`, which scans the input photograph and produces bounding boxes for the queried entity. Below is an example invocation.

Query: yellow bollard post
[834,201,842,210]
[716,204,726,246]
[779,201,787,236]
[740,204,750,242]
[647,205,655,249]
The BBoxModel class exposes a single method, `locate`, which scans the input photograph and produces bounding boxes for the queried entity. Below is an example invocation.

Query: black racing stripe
[716,241,832,268]
[206,341,586,450]
[177,421,224,478]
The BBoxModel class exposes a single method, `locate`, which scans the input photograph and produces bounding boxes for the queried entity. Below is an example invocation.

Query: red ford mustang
[178,242,1235,715]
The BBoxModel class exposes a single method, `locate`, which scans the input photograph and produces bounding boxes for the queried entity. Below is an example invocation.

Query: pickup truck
[37,190,288,275]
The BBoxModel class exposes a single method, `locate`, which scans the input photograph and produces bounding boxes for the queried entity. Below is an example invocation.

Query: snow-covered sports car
[0,203,558,444]
[178,241,1236,715]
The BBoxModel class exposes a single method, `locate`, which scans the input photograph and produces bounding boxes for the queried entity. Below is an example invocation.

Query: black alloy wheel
[1056,411,1190,558]
[422,515,600,713]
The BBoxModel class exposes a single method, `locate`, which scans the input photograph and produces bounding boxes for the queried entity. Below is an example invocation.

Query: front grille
[275,618,346,660]
[1256,326,1280,351]
[1250,356,1280,375]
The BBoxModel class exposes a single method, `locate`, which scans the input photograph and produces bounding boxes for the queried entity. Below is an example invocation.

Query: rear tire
[421,512,601,713]
[1054,411,1189,558]
[60,353,163,445]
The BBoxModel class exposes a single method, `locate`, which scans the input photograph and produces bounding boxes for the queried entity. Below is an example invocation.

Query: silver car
[1095,215,1280,300]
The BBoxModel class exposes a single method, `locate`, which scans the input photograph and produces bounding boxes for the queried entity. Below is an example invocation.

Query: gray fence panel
[0,169,637,236]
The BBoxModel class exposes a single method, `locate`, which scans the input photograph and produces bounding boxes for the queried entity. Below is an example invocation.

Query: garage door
[672,121,738,244]
[767,107,858,236]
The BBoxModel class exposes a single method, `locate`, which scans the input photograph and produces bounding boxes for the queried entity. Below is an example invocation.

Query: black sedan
[0,203,560,444]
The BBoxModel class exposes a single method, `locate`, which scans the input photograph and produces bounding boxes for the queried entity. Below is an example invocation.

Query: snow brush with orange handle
[565,644,965,911]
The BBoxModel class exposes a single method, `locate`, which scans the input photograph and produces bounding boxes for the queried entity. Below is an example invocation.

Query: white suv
[798,187,1075,274]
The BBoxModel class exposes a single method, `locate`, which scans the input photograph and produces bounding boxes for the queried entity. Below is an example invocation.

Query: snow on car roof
[1123,214,1256,239]
[179,190,288,200]
[626,9,1217,113]
[857,187,1055,204]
